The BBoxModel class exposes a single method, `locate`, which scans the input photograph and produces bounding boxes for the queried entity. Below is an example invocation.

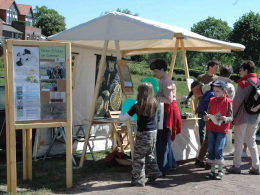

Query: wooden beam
[115,41,134,160]
[12,40,66,47]
[22,129,27,180]
[7,40,17,194]
[180,39,195,116]
[79,41,109,168]
[122,46,240,56]
[115,40,122,60]
[4,40,11,192]
[15,122,67,129]
[169,39,180,79]
[65,42,73,188]
[26,128,32,180]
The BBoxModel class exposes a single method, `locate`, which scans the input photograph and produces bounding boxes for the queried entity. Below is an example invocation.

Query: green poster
[40,46,65,60]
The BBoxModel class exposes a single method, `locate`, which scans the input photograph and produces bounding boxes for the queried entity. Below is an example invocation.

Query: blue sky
[16,0,260,31]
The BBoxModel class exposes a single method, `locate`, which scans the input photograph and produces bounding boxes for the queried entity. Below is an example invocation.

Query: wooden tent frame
[79,36,196,168]
[4,40,73,194]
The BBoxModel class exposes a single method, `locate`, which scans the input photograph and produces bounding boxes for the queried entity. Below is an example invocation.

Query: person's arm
[160,81,175,104]
[119,105,135,121]
[194,96,199,113]
[221,103,233,123]
[161,87,173,104]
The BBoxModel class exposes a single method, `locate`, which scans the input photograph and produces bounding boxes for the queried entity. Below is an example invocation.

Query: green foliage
[230,11,260,68]
[189,17,233,66]
[102,8,139,16]
[12,20,26,26]
[33,6,66,37]
[128,61,154,76]
[191,17,231,41]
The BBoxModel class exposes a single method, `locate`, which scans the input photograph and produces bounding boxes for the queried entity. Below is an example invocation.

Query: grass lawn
[131,74,193,113]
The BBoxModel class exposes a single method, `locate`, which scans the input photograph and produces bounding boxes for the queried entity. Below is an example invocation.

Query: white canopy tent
[48,11,245,167]
[48,11,244,55]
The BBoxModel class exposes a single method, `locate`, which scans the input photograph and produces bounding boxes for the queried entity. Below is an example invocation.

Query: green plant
[12,20,26,26]
[177,77,182,81]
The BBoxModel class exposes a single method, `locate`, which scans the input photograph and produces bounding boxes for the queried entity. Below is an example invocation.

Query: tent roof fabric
[48,11,245,56]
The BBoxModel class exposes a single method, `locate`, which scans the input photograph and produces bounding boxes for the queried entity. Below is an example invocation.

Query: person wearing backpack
[226,60,260,175]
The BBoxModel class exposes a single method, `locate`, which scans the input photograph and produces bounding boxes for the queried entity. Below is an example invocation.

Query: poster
[13,45,67,121]
[13,46,41,121]
[39,46,66,120]
[95,55,122,117]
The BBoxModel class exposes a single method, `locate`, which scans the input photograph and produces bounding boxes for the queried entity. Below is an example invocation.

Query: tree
[188,17,233,67]
[33,6,66,37]
[101,8,139,16]
[230,11,260,70]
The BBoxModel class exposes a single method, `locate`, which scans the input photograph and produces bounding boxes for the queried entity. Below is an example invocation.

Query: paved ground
[66,144,260,195]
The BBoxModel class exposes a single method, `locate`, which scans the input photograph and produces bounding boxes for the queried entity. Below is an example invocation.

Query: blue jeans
[156,112,177,174]
[208,131,226,161]
[198,113,206,144]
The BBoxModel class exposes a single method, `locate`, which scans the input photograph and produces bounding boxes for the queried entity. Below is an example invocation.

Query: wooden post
[169,39,180,78]
[4,40,11,192]
[7,40,17,194]
[115,41,135,160]
[22,129,27,180]
[26,128,32,180]
[79,41,109,168]
[65,43,73,187]
[180,39,195,115]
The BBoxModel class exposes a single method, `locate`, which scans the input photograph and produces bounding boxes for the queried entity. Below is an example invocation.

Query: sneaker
[147,172,163,183]
[215,171,224,180]
[131,177,147,187]
[226,165,241,174]
[249,167,260,175]
[205,171,215,180]
[194,159,205,168]
[205,163,211,170]
[241,152,248,158]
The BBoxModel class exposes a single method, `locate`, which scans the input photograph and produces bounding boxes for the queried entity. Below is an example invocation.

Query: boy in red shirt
[204,80,233,180]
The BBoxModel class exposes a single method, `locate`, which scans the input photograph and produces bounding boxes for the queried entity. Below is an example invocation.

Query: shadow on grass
[0,151,132,194]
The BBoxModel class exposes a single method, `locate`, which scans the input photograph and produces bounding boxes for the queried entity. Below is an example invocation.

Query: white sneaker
[241,152,248,158]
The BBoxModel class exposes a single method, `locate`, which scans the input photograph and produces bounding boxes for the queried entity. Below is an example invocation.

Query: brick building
[0,0,42,45]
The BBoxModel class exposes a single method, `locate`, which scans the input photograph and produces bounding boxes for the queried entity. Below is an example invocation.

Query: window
[27,34,30,40]
[6,3,18,24]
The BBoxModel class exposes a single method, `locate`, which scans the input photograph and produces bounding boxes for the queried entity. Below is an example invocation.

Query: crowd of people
[119,58,260,187]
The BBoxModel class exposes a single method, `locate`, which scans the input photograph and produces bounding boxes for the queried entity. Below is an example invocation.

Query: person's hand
[204,115,210,121]
[250,104,260,112]
[220,116,226,122]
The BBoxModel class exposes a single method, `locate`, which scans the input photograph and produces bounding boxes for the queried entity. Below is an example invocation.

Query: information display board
[13,45,67,122]
[116,60,134,94]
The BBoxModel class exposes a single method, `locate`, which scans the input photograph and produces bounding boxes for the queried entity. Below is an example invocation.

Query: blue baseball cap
[212,80,227,89]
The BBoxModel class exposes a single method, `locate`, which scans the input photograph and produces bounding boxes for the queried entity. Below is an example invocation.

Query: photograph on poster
[40,61,66,80]
[50,92,66,103]
[13,47,40,84]
[41,103,66,120]
[17,108,23,117]
[14,47,39,67]
[17,100,23,109]
[41,81,57,92]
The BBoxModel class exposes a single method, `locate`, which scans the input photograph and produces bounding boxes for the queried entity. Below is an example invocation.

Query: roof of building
[0,0,15,10]
[16,4,33,16]
[3,23,23,34]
